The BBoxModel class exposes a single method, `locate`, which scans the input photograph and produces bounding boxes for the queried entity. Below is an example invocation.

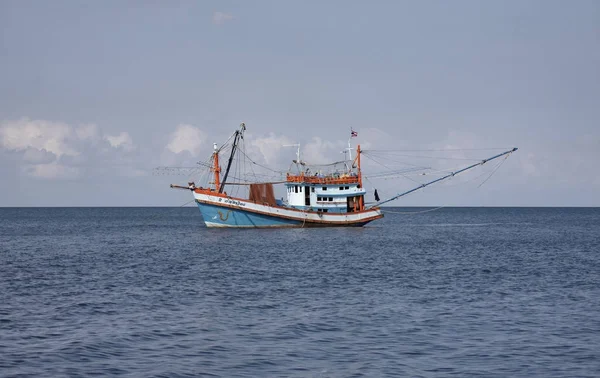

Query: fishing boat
[169,123,517,228]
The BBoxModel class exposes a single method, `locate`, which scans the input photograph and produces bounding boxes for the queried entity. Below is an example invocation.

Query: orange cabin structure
[286,173,360,185]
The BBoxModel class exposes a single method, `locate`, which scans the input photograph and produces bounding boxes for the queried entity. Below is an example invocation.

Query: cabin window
[328,197,333,201]
[295,186,298,193]
[323,209,328,213]
[339,186,344,190]
[299,186,303,192]
[345,186,349,190]
[322,187,327,191]
[311,187,315,193]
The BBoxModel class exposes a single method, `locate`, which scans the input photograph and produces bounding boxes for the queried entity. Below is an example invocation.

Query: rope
[363,147,510,152]
[369,151,514,210]
[179,199,196,207]
[361,153,423,185]
[478,154,509,188]
[238,149,286,174]
[364,151,483,161]
[300,207,309,228]
[380,206,446,215]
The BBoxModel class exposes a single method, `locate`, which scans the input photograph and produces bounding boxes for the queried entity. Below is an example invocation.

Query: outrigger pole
[219,123,246,193]
[373,147,518,207]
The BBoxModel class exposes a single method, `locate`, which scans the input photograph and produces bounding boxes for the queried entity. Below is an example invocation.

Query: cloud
[105,131,134,150]
[28,162,80,179]
[212,11,233,25]
[248,132,295,165]
[22,147,57,165]
[302,137,346,165]
[166,124,206,156]
[0,117,137,179]
[76,124,99,140]
[0,118,77,157]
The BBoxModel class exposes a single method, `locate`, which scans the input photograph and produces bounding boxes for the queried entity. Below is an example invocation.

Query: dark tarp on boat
[249,183,277,206]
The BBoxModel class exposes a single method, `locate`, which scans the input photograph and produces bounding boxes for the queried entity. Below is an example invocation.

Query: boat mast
[351,144,364,211]
[219,123,246,193]
[212,142,221,191]
[346,138,353,167]
[373,147,518,207]
[357,144,363,210]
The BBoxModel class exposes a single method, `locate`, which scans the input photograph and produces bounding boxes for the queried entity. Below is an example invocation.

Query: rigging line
[365,167,432,179]
[231,146,239,197]
[189,159,212,181]
[369,169,459,179]
[375,158,509,212]
[305,159,352,167]
[237,149,286,174]
[363,174,376,191]
[373,147,517,207]
[241,138,251,198]
[220,130,242,193]
[225,172,285,182]
[242,144,260,184]
[368,157,502,180]
[421,157,507,190]
[301,206,309,228]
[478,154,509,188]
[362,151,438,170]
[196,155,214,185]
[363,175,385,203]
[363,148,510,152]
[380,206,446,215]
[179,199,196,207]
[216,130,238,153]
[361,153,423,185]
[363,151,483,161]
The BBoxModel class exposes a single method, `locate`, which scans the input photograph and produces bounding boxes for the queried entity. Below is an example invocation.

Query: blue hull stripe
[197,203,302,227]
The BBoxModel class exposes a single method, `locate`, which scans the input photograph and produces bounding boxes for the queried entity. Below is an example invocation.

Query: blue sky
[1,0,599,206]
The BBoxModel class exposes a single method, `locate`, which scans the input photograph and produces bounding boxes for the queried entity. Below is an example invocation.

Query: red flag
[351,129,358,138]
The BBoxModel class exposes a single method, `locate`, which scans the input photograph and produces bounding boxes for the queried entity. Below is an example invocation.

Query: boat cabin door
[305,186,310,206]
[347,196,359,213]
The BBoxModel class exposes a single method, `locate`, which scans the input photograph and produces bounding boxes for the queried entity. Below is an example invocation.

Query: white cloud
[302,137,345,165]
[0,117,136,179]
[356,127,393,151]
[248,133,295,165]
[76,124,99,140]
[0,118,77,157]
[166,124,206,156]
[212,11,233,25]
[22,147,56,165]
[28,162,80,179]
[105,131,134,150]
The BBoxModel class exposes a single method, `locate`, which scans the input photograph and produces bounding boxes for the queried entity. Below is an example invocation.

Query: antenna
[283,143,302,164]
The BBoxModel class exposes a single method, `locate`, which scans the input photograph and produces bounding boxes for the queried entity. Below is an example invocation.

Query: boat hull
[193,192,382,228]
[197,202,302,228]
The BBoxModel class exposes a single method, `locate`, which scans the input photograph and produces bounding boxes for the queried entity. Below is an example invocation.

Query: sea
[1,207,599,377]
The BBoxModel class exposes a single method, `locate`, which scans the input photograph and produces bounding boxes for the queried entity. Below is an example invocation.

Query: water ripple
[1,207,600,377]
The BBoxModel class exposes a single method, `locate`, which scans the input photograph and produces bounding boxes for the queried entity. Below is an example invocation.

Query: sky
[1,0,599,207]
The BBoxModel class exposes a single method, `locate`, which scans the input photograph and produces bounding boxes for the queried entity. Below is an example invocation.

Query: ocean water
[1,207,599,377]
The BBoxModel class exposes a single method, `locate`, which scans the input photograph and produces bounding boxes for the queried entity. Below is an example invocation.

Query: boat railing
[286,173,360,185]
